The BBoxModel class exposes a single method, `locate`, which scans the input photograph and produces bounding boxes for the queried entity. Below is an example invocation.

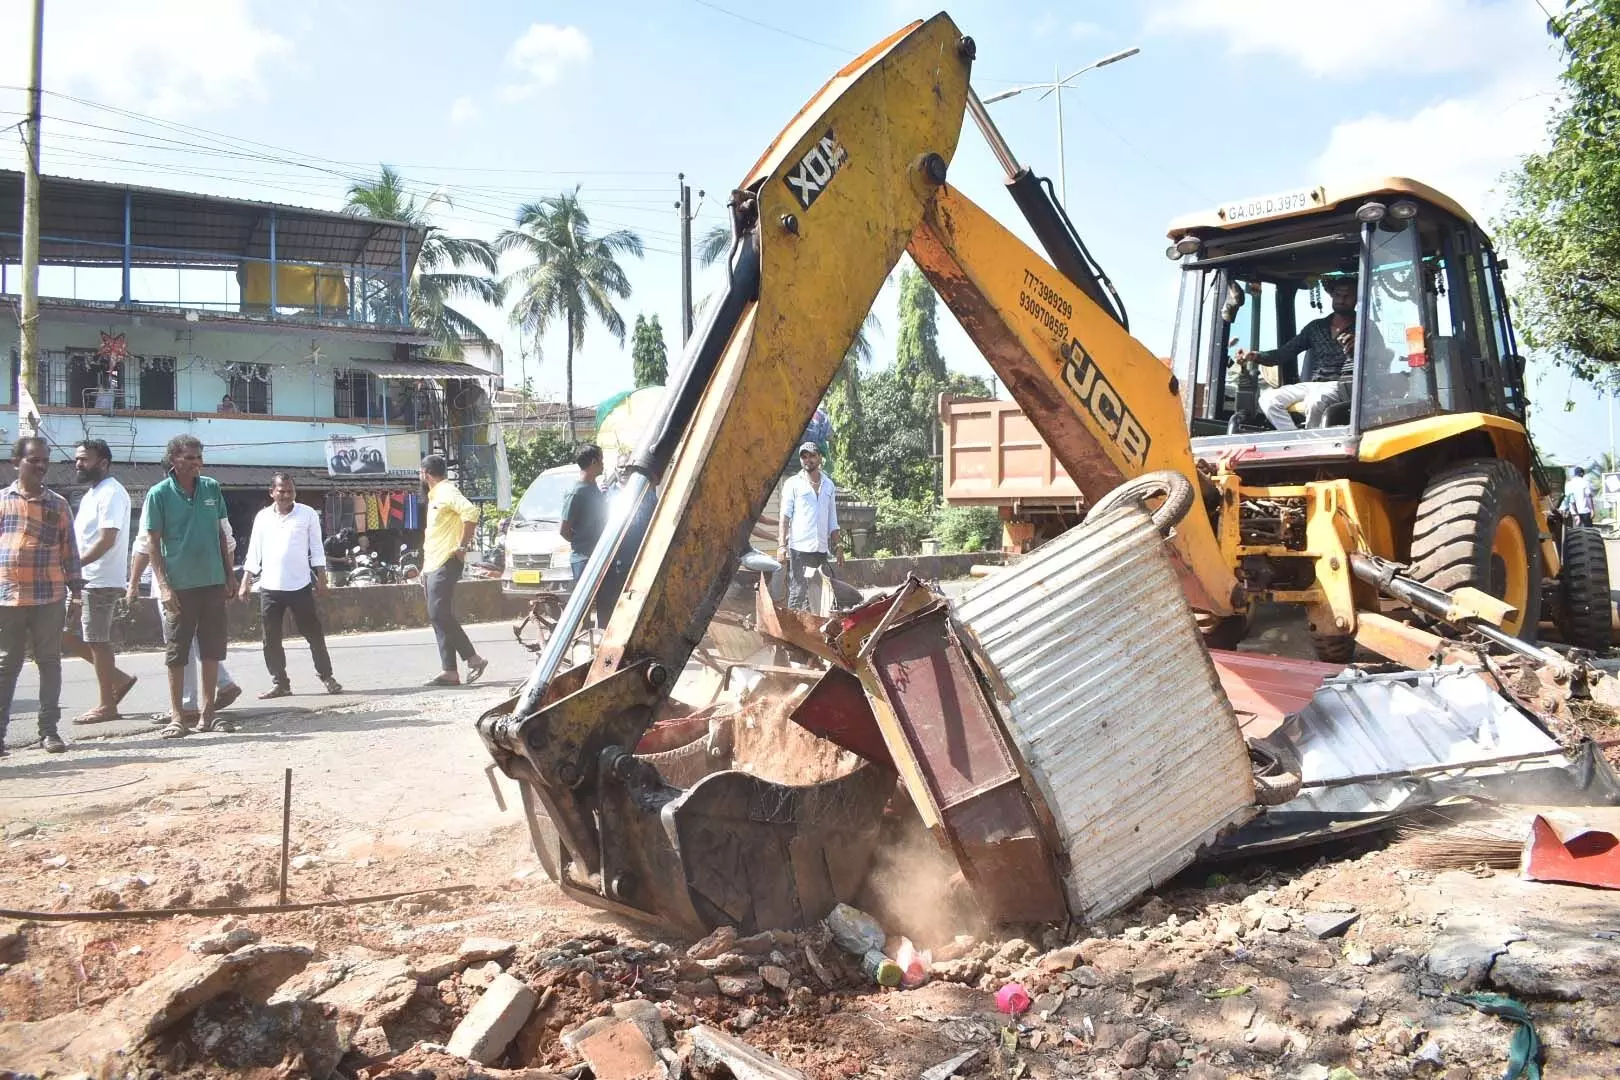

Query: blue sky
[2,0,1614,466]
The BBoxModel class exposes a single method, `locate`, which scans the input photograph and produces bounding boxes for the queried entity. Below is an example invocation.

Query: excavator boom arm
[480,13,1235,933]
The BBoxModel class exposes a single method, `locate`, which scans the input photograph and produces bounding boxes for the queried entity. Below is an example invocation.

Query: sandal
[159,720,192,739]
[198,713,237,733]
[74,707,121,726]
[465,657,489,685]
[113,674,138,705]
[258,684,292,700]
[425,673,460,686]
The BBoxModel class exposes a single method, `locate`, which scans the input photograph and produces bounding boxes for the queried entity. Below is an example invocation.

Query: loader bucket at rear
[479,688,894,936]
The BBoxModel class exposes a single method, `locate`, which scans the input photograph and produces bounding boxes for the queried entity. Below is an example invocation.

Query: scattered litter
[895,936,930,988]
[996,982,1031,1015]
[1202,986,1251,999]
[1448,993,1542,1080]
[825,902,885,955]
[289,854,320,870]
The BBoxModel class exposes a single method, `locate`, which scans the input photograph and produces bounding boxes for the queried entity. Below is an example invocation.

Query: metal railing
[0,233,410,328]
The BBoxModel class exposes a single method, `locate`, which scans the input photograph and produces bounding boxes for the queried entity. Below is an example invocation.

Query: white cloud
[1070,20,1101,39]
[448,95,480,125]
[1149,0,1545,78]
[500,23,591,102]
[1309,70,1559,223]
[0,0,290,116]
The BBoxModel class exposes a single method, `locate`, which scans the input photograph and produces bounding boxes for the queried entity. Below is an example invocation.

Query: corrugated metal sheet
[954,505,1256,919]
[1263,666,1565,817]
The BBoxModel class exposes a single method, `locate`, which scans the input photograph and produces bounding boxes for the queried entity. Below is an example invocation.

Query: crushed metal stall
[950,505,1256,918]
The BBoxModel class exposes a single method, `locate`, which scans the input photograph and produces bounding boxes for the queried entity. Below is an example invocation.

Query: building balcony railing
[0,232,411,330]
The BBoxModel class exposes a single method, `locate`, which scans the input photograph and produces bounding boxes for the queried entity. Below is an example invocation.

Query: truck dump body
[939,395,1082,508]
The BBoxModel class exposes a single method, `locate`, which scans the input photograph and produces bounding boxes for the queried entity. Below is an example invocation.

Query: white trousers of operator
[1260,381,1348,430]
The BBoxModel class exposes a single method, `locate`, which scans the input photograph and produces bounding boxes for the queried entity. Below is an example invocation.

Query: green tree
[499,188,645,442]
[894,264,946,383]
[344,166,502,359]
[507,428,574,494]
[1499,2,1620,383]
[631,313,669,387]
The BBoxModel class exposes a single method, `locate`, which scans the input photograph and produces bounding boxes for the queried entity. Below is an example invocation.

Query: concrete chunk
[690,1024,807,1080]
[458,937,518,965]
[576,1017,663,1080]
[445,972,537,1064]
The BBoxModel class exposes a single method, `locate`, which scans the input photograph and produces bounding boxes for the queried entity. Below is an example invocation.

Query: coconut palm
[498,188,644,442]
[343,166,501,359]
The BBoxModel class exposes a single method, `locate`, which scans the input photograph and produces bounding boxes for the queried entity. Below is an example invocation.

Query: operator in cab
[1237,277,1359,431]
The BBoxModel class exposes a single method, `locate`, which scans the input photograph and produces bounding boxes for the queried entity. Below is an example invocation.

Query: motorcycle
[347,547,403,586]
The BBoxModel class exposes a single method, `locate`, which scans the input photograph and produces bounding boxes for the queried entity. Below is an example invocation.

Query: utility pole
[18,0,45,439]
[677,174,693,344]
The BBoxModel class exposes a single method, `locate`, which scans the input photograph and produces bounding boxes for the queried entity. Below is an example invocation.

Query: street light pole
[982,46,1140,209]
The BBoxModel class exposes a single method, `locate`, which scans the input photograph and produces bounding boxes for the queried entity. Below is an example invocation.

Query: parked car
[502,465,577,600]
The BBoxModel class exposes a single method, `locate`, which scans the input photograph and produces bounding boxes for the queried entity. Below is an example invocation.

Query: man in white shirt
[777,442,842,611]
[1564,466,1596,529]
[67,439,137,724]
[238,473,342,697]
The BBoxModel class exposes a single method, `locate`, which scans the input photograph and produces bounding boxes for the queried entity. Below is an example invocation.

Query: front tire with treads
[1555,527,1612,651]
[1408,459,1541,642]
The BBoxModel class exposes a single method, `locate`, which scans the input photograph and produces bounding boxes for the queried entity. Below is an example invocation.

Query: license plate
[513,570,542,585]
[1217,186,1323,225]
[542,569,572,582]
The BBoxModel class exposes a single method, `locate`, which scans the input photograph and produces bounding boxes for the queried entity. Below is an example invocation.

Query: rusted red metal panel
[1210,649,1339,733]
[791,667,894,768]
[1522,814,1620,890]
[867,606,1068,924]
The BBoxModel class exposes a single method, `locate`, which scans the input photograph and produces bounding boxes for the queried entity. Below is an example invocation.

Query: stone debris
[574,1017,664,1080]
[459,937,519,965]
[1302,911,1360,939]
[190,925,261,954]
[445,972,539,1064]
[690,1023,807,1080]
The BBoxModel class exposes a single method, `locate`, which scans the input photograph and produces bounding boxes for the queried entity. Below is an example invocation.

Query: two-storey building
[0,170,505,559]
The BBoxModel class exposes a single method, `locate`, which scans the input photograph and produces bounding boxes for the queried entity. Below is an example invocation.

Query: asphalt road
[0,618,543,753]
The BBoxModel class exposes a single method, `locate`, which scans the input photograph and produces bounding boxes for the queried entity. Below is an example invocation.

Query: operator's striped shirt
[0,482,82,607]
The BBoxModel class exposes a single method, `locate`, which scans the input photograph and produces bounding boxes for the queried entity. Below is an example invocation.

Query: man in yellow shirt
[419,455,488,686]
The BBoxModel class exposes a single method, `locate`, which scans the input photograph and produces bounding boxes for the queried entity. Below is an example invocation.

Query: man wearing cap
[777,443,842,612]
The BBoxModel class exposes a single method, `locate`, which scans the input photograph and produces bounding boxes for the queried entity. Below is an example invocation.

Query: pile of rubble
[4,837,1618,1079]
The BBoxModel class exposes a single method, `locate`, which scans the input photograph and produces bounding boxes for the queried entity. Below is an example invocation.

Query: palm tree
[498,188,644,443]
[343,166,501,359]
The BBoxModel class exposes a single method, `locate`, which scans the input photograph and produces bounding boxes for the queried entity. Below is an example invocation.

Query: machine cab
[1166,179,1527,465]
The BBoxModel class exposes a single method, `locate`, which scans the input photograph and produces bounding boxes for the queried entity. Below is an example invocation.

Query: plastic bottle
[861,948,903,987]
[825,902,886,956]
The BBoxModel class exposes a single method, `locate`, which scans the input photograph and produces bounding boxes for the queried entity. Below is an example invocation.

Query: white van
[501,464,577,597]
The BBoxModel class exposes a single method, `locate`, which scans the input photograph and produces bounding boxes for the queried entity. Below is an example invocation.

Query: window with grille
[136,356,177,411]
[334,368,381,419]
[227,363,272,414]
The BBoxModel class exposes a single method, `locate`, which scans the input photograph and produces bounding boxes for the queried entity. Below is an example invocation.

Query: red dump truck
[938,392,1085,551]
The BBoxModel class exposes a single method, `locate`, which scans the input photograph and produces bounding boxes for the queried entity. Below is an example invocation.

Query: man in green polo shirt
[142,434,234,739]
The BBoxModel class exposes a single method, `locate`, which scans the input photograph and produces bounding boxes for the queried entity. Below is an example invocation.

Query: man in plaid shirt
[0,436,83,754]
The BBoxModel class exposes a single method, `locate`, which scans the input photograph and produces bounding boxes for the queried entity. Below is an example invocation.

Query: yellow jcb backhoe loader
[477,12,1609,934]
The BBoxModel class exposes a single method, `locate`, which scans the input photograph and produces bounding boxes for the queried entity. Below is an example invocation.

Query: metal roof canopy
[0,169,424,271]
[356,357,490,379]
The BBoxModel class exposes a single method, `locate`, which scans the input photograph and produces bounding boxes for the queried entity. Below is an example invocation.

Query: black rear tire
[1408,459,1541,642]
[1555,527,1612,651]
[1309,632,1357,665]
